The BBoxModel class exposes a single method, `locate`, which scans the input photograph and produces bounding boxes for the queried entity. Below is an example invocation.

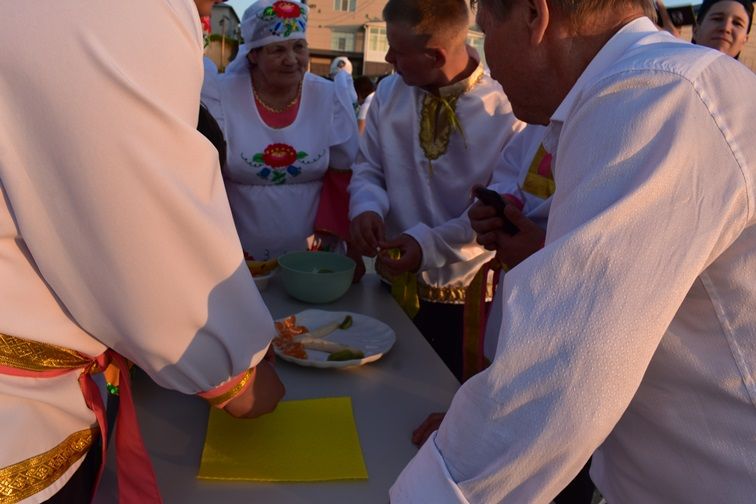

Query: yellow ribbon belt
[462,260,504,382]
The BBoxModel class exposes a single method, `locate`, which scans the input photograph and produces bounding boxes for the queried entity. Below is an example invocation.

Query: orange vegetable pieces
[273,315,310,359]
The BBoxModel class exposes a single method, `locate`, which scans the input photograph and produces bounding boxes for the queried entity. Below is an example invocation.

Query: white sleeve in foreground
[0,0,273,396]
[390,432,470,504]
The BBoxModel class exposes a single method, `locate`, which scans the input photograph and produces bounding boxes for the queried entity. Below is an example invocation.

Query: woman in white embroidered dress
[204,0,361,268]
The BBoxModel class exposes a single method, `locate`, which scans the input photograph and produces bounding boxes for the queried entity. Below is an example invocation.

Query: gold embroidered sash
[0,429,96,504]
[0,334,101,503]
[0,333,162,503]
[382,269,495,309]
[0,333,93,372]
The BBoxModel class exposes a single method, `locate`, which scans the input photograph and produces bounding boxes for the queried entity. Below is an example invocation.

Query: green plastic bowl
[277,251,355,304]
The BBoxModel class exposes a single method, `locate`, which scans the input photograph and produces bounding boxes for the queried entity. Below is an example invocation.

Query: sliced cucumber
[327,349,365,361]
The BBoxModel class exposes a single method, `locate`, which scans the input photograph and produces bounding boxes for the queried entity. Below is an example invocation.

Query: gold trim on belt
[0,334,102,502]
[417,281,494,304]
[0,333,92,372]
[0,428,96,504]
[0,333,160,503]
[380,274,494,304]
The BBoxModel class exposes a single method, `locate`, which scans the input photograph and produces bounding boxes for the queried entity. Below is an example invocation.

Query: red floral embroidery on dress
[263,143,298,167]
[241,143,325,185]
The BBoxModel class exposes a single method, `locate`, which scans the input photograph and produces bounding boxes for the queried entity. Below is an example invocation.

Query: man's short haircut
[472,0,656,25]
[384,0,470,42]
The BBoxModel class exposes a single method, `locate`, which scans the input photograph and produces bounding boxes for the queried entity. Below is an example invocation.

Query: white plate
[274,309,395,368]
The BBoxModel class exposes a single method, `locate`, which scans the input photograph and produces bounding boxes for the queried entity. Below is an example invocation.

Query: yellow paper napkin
[198,397,368,482]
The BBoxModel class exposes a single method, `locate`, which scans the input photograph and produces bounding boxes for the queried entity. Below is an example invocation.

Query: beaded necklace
[252,80,302,113]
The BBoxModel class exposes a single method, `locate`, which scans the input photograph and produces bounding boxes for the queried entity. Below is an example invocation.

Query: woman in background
[330,56,359,115]
[203,0,362,276]
[693,0,752,58]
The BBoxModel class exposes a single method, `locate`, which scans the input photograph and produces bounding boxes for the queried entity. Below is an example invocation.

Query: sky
[660,0,701,6]
[224,0,698,19]
[225,0,256,17]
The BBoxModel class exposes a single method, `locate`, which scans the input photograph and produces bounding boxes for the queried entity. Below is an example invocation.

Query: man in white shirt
[1,1,284,502]
[349,0,522,380]
[391,0,756,502]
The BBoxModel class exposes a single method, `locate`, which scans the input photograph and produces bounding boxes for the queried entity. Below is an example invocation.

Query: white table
[94,273,460,503]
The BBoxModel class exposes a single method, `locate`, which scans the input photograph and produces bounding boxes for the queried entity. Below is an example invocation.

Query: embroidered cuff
[197,368,255,409]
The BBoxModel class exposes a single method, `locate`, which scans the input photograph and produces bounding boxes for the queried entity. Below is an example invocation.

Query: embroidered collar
[435,63,485,99]
[418,62,484,173]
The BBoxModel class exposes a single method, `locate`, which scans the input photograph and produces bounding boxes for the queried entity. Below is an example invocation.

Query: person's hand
[469,198,503,251]
[350,212,385,257]
[377,234,422,277]
[469,200,545,268]
[655,0,682,38]
[311,231,339,252]
[660,23,681,38]
[412,412,446,447]
[263,343,277,364]
[346,241,366,283]
[223,360,285,419]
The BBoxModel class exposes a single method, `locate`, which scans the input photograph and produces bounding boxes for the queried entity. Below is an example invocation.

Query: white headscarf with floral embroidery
[225,0,308,75]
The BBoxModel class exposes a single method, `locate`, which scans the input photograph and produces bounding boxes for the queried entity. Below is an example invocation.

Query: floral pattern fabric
[241,143,325,185]
[259,1,307,38]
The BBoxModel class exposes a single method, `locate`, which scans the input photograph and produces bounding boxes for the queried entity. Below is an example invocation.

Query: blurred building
[205,3,241,72]
[303,0,485,77]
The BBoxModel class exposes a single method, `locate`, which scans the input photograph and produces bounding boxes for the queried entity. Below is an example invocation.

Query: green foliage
[207,33,240,46]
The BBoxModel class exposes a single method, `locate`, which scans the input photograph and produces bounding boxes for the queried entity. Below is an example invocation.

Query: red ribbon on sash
[0,345,162,503]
